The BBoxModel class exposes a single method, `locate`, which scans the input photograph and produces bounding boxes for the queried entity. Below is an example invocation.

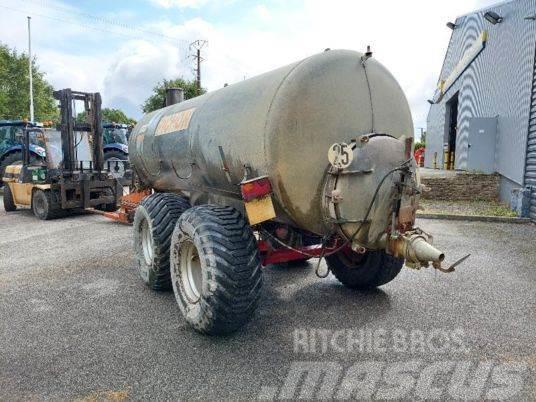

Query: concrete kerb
[417,213,532,224]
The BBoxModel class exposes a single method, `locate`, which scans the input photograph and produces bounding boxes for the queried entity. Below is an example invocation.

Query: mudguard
[1,144,46,160]
[104,143,128,155]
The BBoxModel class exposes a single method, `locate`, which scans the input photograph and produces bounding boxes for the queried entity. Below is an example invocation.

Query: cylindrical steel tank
[129,49,414,244]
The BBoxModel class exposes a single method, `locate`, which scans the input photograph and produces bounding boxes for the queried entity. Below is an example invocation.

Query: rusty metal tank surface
[129,49,413,243]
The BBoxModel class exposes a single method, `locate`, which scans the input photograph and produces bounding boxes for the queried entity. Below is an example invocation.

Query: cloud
[150,0,211,9]
[253,5,272,22]
[0,0,500,129]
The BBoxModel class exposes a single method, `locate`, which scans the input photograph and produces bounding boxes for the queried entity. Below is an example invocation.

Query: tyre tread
[327,250,403,290]
[173,205,262,335]
[134,192,190,290]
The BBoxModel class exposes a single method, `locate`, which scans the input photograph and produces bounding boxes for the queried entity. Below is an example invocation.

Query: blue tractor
[0,120,47,186]
[0,120,130,185]
[102,123,130,178]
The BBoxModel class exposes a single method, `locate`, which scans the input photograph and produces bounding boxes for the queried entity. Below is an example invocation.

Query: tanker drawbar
[129,49,469,335]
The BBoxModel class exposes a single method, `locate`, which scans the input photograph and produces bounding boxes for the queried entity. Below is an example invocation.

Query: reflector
[241,176,272,202]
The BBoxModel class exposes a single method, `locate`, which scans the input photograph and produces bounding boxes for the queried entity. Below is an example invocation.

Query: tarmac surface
[1,198,535,400]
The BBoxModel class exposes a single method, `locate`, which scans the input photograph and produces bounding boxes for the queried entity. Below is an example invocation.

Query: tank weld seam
[362,60,375,133]
[261,57,315,222]
[187,90,218,167]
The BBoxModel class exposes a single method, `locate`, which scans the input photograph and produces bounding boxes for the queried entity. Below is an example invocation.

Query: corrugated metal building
[425,0,536,218]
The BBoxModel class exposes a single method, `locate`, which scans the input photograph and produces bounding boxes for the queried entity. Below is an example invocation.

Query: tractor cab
[2,89,127,220]
[103,122,130,145]
[102,123,130,179]
[0,120,47,185]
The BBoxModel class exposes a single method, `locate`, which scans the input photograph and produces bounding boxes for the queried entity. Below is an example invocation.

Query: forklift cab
[2,89,126,220]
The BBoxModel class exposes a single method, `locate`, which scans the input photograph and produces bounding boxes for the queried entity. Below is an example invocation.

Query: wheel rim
[179,240,202,303]
[34,193,46,216]
[105,157,126,178]
[140,219,154,266]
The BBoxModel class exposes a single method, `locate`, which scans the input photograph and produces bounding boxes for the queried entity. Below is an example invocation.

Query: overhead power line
[0,1,187,47]
[24,0,189,45]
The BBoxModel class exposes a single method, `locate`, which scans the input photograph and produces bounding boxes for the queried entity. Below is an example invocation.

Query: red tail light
[241,176,272,202]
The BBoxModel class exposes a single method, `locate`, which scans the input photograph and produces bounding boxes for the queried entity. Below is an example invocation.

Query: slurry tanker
[128,49,464,335]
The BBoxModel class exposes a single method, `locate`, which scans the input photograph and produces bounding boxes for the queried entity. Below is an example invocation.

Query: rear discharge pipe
[404,233,445,264]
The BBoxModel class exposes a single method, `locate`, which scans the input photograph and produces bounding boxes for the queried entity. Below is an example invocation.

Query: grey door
[467,117,497,173]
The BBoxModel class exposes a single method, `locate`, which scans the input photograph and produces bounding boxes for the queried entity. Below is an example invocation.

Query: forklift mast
[53,89,104,172]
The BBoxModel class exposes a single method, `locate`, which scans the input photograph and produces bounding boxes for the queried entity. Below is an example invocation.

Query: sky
[0,0,499,138]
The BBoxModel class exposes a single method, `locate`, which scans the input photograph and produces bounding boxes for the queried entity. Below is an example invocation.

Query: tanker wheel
[3,184,17,212]
[32,189,62,220]
[170,205,262,335]
[326,249,404,290]
[133,192,190,291]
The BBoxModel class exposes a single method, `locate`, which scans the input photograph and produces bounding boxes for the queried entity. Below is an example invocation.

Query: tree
[0,43,57,121]
[142,78,205,113]
[102,108,136,125]
[76,108,136,125]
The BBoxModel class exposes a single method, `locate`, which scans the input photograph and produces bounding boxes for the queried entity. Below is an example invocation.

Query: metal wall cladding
[526,43,536,219]
[129,50,414,235]
[425,0,536,187]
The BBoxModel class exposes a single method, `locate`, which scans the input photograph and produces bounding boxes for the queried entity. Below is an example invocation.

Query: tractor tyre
[0,152,22,187]
[103,150,128,179]
[133,192,190,291]
[3,184,17,212]
[326,249,404,290]
[170,205,262,335]
[0,152,42,186]
[32,189,62,220]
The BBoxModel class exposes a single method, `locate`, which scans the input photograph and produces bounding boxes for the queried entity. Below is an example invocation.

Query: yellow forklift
[2,89,124,220]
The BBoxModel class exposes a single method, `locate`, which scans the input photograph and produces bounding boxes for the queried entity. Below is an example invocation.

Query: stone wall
[420,173,500,201]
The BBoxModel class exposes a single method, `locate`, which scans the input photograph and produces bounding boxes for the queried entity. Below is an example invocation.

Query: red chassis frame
[100,189,343,266]
[257,239,341,266]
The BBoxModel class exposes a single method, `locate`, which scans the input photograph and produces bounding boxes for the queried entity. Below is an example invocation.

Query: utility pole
[417,127,425,142]
[27,16,34,122]
[189,40,207,95]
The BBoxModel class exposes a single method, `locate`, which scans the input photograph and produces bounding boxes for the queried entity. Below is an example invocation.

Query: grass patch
[481,205,518,217]
[419,200,518,217]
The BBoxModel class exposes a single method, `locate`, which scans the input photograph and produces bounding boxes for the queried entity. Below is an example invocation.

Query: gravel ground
[0,198,535,400]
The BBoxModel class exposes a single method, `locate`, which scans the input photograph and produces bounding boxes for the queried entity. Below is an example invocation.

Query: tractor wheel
[133,192,190,291]
[3,184,17,212]
[170,205,262,335]
[0,152,42,186]
[0,153,22,187]
[326,249,404,290]
[32,189,62,220]
[103,150,128,179]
